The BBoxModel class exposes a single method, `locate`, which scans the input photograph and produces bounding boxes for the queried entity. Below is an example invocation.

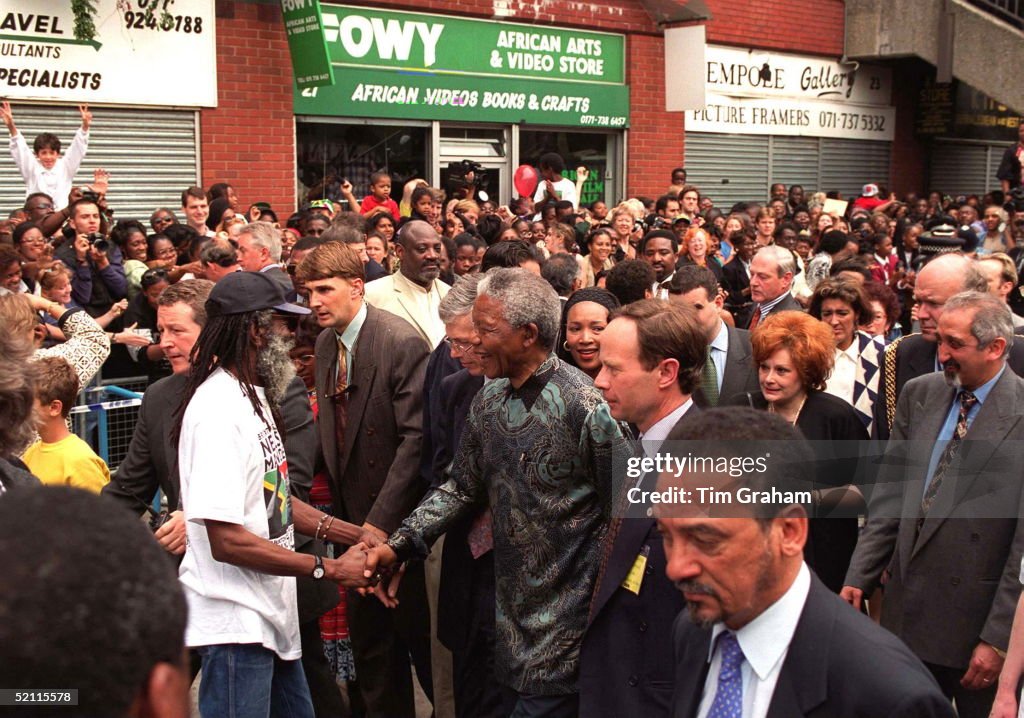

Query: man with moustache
[661,408,953,718]
[365,219,451,348]
[872,253,1024,439]
[640,229,679,299]
[843,292,1024,718]
[172,271,376,718]
[581,300,702,717]
[102,278,365,716]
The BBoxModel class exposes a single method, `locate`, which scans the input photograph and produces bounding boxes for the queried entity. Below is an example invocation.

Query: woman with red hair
[730,310,867,593]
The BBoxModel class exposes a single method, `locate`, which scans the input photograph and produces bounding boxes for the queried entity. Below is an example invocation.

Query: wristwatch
[311,555,325,580]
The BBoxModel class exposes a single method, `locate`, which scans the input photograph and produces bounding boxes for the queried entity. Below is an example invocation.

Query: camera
[447,159,488,200]
[81,189,100,204]
[1004,187,1024,214]
[149,510,171,533]
[87,232,110,252]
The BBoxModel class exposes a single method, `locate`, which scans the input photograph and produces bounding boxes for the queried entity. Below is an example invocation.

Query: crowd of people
[4,117,1024,718]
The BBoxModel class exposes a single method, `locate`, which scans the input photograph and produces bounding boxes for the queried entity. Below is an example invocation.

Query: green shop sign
[281,0,335,89]
[292,4,630,128]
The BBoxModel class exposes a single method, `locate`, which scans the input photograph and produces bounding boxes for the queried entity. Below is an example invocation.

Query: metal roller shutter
[819,139,891,199]
[769,136,819,194]
[929,140,996,197]
[0,103,198,224]
[685,133,769,210]
[686,132,892,208]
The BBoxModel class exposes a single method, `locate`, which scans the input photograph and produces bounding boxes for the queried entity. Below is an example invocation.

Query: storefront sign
[687,46,894,141]
[687,95,895,141]
[293,4,629,128]
[282,0,334,89]
[0,0,216,106]
[915,81,954,136]
[702,46,891,106]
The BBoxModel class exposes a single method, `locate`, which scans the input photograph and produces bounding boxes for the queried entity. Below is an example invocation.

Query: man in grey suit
[842,291,1024,718]
[297,241,434,718]
[744,245,803,330]
[667,265,760,407]
[235,221,296,300]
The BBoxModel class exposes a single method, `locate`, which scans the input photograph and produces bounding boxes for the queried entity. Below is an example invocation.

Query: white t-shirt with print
[534,176,579,210]
[178,367,301,660]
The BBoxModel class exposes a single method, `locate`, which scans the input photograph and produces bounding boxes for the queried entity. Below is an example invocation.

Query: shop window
[296,121,428,205]
[519,130,614,207]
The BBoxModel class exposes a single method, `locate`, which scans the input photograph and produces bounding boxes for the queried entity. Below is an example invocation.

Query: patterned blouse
[35,308,110,386]
[388,355,630,695]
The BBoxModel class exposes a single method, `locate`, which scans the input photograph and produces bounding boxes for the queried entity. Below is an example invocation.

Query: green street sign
[293,4,629,127]
[282,0,335,89]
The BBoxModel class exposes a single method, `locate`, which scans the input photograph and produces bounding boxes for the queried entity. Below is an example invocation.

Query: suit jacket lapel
[315,331,339,478]
[900,387,952,564]
[673,621,711,718]
[719,326,751,399]
[915,371,1023,553]
[340,311,377,464]
[766,577,831,718]
[589,515,654,626]
[393,277,431,345]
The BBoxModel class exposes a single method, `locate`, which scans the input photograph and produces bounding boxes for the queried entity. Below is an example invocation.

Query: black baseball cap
[206,271,310,318]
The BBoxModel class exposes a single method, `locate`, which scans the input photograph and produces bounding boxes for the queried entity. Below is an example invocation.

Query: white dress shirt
[637,398,693,461]
[824,342,858,406]
[709,321,729,394]
[697,562,811,718]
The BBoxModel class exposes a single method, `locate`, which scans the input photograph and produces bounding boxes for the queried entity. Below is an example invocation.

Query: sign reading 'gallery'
[291,4,630,128]
[687,46,895,141]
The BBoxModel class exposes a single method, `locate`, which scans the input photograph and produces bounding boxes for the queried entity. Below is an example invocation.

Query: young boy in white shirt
[1,101,91,211]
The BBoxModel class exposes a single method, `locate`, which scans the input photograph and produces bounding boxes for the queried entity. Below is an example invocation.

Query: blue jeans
[197,643,314,718]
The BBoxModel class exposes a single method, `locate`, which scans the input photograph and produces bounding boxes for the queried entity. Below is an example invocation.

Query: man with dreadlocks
[174,271,376,718]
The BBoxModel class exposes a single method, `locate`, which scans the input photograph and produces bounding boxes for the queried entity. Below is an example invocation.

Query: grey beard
[257,332,296,409]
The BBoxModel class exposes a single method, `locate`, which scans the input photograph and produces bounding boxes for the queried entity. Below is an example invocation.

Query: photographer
[447,159,485,202]
[54,198,126,318]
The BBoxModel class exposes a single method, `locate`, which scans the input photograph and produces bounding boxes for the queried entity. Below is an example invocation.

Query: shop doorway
[437,125,511,206]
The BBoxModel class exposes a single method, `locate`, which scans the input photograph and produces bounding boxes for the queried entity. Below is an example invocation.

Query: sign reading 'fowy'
[293,4,629,128]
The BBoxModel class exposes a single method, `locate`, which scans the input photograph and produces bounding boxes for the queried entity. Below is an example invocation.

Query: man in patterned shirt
[365,267,630,717]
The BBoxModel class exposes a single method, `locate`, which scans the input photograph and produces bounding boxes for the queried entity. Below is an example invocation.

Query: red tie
[748,305,763,331]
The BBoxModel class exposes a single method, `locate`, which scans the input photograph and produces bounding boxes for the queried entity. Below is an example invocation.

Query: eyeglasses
[28,202,54,211]
[445,336,474,354]
[153,216,174,224]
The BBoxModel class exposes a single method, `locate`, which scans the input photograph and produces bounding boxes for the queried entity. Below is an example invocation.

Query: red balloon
[513,164,539,198]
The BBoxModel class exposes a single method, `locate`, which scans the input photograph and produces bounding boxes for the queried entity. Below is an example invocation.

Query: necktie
[334,337,348,395]
[921,390,978,514]
[333,338,350,450]
[702,348,720,406]
[708,631,745,718]
[748,305,763,331]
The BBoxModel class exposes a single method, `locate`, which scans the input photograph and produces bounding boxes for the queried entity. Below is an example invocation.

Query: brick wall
[703,0,845,57]
[627,33,684,198]
[202,1,296,213]
[205,0,850,209]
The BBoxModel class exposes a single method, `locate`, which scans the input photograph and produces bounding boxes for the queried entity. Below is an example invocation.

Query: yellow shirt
[23,434,111,494]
